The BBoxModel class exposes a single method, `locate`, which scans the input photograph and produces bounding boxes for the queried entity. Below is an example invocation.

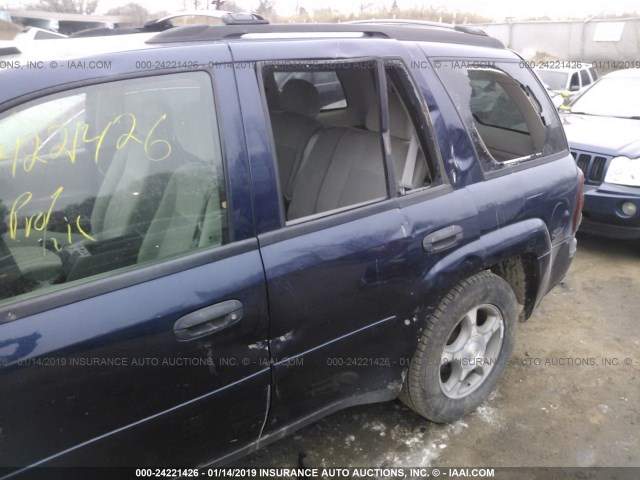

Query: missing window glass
[263,60,389,222]
[436,60,565,171]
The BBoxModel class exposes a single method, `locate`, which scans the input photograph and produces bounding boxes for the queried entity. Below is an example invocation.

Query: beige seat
[90,143,172,240]
[6,111,178,281]
[9,247,62,282]
[91,103,181,241]
[138,163,222,263]
[5,90,226,286]
[287,124,386,220]
[138,100,224,263]
[269,79,322,200]
[287,93,426,221]
[365,91,430,190]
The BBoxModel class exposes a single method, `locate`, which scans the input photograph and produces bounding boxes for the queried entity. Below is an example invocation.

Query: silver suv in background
[535,64,598,107]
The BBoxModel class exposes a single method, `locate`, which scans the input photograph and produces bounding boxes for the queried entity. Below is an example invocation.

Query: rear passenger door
[232,43,461,432]
[0,62,269,469]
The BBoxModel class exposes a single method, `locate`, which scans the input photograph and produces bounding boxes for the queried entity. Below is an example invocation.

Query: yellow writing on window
[9,186,95,253]
[0,112,172,179]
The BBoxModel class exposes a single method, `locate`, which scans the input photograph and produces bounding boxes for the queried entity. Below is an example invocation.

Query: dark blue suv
[0,16,581,474]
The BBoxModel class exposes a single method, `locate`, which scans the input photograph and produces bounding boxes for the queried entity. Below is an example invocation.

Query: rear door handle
[423,225,463,253]
[174,300,243,341]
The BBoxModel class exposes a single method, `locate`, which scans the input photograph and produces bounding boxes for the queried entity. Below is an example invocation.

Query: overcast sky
[5,0,640,20]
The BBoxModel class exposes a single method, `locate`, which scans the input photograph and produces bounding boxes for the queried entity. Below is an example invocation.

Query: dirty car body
[0,20,581,474]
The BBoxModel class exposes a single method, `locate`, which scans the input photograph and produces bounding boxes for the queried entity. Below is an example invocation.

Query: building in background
[474,17,640,63]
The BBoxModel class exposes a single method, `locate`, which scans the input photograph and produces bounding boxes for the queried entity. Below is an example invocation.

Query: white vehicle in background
[561,68,640,240]
[534,64,599,108]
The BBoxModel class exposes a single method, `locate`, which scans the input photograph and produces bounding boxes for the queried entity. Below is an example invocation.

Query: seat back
[137,99,224,263]
[287,91,429,221]
[269,79,322,199]
[90,101,181,240]
[313,127,387,214]
[287,124,386,220]
[138,163,221,263]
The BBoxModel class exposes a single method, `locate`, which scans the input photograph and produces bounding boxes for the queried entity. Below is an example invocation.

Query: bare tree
[106,2,150,25]
[209,0,241,11]
[256,0,274,16]
[359,3,372,15]
[27,0,99,14]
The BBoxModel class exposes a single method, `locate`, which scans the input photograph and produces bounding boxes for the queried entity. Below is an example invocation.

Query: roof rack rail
[146,22,502,48]
[220,13,268,25]
[347,19,488,36]
[145,10,268,28]
[70,10,267,38]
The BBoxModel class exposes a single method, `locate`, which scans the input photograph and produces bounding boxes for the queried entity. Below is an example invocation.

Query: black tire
[400,271,518,423]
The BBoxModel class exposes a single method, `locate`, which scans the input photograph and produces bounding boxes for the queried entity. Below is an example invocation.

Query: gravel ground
[232,233,640,470]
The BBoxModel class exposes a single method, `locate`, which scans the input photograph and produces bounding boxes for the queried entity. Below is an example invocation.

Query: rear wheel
[401,271,518,423]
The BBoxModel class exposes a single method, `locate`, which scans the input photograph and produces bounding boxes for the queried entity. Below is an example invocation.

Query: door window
[273,70,347,111]
[0,72,227,306]
[263,60,388,222]
[262,59,441,223]
[580,68,591,87]
[569,72,580,90]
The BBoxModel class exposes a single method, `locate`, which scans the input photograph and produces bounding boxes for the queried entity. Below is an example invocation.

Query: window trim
[480,149,571,180]
[285,196,388,226]
[258,55,447,230]
[376,59,395,200]
[259,199,392,247]
[433,57,567,174]
[259,182,454,247]
[0,238,258,324]
[382,57,446,193]
[257,57,391,227]
[256,61,288,226]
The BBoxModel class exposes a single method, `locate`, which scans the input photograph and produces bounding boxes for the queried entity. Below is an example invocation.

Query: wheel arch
[489,252,539,321]
[420,218,552,323]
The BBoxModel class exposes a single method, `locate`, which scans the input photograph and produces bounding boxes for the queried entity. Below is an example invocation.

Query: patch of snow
[476,403,503,428]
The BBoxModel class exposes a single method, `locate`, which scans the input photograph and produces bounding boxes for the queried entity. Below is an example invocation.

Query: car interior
[263,61,433,222]
[0,72,227,301]
[0,60,446,303]
[468,68,547,162]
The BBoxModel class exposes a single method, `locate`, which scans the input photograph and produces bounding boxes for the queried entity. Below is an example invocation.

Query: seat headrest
[280,79,321,117]
[365,93,414,141]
